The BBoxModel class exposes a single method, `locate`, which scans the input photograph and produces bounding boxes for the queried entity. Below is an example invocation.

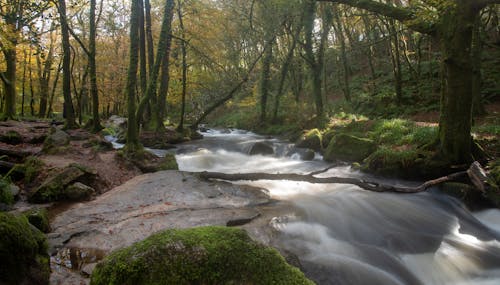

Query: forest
[1,0,500,284]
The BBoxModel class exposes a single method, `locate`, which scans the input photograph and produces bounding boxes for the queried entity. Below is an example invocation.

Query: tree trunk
[90,0,103,132]
[58,0,77,129]
[124,0,142,152]
[176,0,188,131]
[22,50,28,117]
[3,48,17,119]
[259,39,273,123]
[471,15,486,116]
[333,7,351,102]
[438,4,477,164]
[386,18,403,104]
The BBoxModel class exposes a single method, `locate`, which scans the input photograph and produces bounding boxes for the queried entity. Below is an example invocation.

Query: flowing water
[171,128,500,285]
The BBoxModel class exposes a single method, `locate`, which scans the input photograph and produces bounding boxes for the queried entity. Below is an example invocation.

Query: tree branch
[317,0,436,35]
[195,162,489,194]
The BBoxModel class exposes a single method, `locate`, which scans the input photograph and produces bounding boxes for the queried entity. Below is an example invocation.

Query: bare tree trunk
[90,0,103,132]
[176,0,187,131]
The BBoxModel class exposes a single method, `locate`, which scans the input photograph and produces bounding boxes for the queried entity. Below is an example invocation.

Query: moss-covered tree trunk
[58,0,77,129]
[90,0,103,132]
[437,3,477,164]
[260,39,273,123]
[124,0,142,152]
[2,49,17,119]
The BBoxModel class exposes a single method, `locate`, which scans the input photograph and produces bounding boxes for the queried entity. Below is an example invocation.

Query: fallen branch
[195,164,483,193]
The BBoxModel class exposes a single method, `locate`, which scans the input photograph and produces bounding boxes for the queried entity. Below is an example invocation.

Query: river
[166,128,500,285]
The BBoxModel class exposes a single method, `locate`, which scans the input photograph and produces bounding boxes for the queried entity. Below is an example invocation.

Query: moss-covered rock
[91,226,313,285]
[29,164,96,203]
[0,178,14,206]
[296,129,322,152]
[23,208,51,233]
[157,154,179,171]
[323,133,376,162]
[0,212,50,285]
[42,128,70,154]
[12,156,45,184]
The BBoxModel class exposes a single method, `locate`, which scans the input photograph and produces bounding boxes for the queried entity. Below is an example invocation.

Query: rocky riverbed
[48,170,296,284]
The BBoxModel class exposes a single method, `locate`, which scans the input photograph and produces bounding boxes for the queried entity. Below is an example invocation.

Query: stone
[42,128,70,153]
[65,182,96,201]
[323,133,376,162]
[90,226,313,285]
[24,208,51,233]
[8,183,20,198]
[296,128,322,152]
[248,141,274,156]
[29,164,96,203]
[0,212,50,285]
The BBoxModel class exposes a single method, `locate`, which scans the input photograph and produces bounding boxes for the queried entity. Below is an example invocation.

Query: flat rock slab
[48,170,270,284]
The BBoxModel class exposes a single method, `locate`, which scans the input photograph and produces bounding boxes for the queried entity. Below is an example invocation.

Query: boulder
[29,164,96,203]
[296,128,322,152]
[0,179,14,206]
[24,208,51,233]
[0,212,50,285]
[65,182,96,201]
[248,141,274,156]
[42,128,70,153]
[90,226,313,285]
[323,133,376,162]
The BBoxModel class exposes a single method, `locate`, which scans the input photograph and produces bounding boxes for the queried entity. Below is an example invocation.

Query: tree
[318,0,500,164]
[124,0,141,152]
[89,0,103,132]
[57,0,77,128]
[0,0,51,119]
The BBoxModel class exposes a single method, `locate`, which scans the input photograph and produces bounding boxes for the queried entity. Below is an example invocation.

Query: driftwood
[195,163,489,193]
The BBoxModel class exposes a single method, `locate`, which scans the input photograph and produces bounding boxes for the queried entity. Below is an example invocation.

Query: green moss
[23,208,51,233]
[0,130,23,144]
[0,177,14,205]
[0,212,50,284]
[324,133,376,162]
[158,154,179,171]
[91,226,313,285]
[12,156,45,184]
[296,129,322,151]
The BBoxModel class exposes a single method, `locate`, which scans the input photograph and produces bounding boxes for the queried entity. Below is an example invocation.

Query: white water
[118,129,500,284]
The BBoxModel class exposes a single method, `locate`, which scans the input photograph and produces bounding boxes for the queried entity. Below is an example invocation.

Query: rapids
[172,128,500,285]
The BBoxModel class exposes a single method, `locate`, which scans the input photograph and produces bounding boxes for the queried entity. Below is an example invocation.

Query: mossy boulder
[157,154,179,171]
[0,178,15,206]
[23,208,51,233]
[90,226,313,285]
[323,133,376,162]
[29,164,97,203]
[0,212,50,285]
[296,129,322,152]
[248,142,274,156]
[42,128,70,154]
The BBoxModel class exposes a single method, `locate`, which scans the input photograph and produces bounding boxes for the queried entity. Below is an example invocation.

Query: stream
[167,128,500,285]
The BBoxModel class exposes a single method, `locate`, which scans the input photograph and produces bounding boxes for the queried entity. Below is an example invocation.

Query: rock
[296,129,322,152]
[248,141,274,156]
[8,183,20,198]
[81,263,97,277]
[0,130,23,145]
[90,226,313,285]
[300,149,316,161]
[65,182,96,201]
[29,164,96,203]
[0,212,50,285]
[323,133,376,162]
[42,128,70,153]
[83,137,114,151]
[0,179,14,205]
[24,208,51,233]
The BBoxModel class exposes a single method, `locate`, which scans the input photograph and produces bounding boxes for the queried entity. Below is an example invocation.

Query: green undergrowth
[91,226,313,285]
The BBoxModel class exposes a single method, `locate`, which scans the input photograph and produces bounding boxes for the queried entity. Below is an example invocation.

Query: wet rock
[90,226,313,285]
[300,149,316,161]
[248,141,274,156]
[226,211,261,226]
[83,136,114,151]
[65,182,96,201]
[323,133,376,162]
[0,212,50,285]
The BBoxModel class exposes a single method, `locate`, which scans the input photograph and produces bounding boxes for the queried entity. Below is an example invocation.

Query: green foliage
[0,176,14,205]
[91,226,313,285]
[0,212,50,284]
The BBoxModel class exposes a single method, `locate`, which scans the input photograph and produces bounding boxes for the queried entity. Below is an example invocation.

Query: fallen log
[195,163,489,194]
